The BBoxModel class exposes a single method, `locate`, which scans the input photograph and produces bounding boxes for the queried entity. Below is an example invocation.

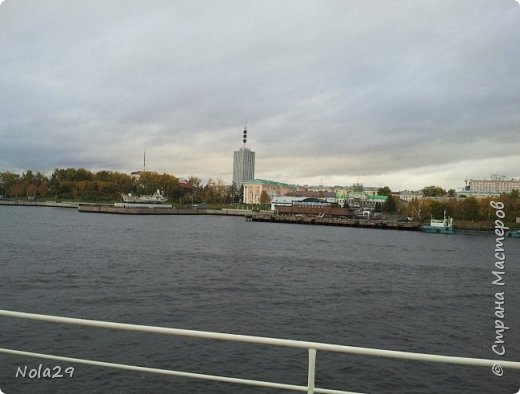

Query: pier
[0,200,78,208]
[249,213,422,231]
[78,203,251,217]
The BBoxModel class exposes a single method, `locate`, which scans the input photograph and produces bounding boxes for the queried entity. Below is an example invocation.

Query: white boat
[421,211,455,234]
[121,190,167,203]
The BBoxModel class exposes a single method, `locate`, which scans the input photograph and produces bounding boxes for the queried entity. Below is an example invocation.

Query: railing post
[307,348,316,394]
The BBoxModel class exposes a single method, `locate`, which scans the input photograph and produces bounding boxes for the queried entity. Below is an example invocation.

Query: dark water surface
[0,206,519,394]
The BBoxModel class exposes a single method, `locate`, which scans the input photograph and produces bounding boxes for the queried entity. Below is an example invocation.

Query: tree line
[2,170,518,220]
[377,186,520,223]
[0,168,242,204]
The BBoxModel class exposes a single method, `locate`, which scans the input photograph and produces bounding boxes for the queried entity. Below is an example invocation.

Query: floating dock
[249,214,422,231]
[78,204,250,216]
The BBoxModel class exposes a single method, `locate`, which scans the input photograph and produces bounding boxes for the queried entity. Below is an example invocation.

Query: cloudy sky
[0,0,519,190]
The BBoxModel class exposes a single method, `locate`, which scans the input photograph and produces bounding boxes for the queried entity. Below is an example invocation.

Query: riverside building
[243,179,292,204]
[465,176,520,194]
[232,128,255,190]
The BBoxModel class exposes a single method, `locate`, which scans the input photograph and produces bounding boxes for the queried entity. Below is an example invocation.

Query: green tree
[0,172,20,197]
[463,197,480,221]
[353,183,364,193]
[377,186,392,196]
[422,186,447,197]
[502,190,520,221]
[157,173,180,201]
[421,199,445,220]
[76,168,93,182]
[22,170,35,185]
[34,172,47,187]
[239,185,244,203]
[382,195,397,214]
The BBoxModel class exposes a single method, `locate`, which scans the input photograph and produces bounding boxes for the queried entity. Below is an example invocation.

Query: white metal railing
[1,309,520,393]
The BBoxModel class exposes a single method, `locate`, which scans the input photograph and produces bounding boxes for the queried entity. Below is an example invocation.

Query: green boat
[507,229,520,238]
[422,211,455,234]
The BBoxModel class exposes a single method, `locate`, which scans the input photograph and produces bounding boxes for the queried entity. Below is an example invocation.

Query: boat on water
[121,151,168,203]
[421,211,455,234]
[121,189,167,203]
[507,229,520,238]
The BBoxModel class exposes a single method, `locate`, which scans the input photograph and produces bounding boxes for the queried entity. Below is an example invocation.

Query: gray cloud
[0,0,519,190]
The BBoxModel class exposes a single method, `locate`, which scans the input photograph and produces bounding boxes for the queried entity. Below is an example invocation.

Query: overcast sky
[0,0,519,190]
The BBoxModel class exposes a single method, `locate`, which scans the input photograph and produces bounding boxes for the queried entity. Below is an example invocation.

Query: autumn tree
[259,190,271,205]
[185,176,202,203]
[405,197,421,218]
[9,182,25,197]
[444,198,461,219]
[38,182,49,197]
[26,184,37,197]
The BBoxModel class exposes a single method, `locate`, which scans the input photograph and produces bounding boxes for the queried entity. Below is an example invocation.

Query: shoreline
[0,200,79,209]
[0,200,251,217]
[78,203,249,217]
[0,200,502,233]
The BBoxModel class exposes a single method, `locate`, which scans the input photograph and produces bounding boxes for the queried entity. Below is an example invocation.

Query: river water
[0,206,519,394]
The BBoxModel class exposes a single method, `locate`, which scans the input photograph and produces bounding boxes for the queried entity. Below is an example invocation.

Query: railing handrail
[1,309,520,394]
[1,309,519,369]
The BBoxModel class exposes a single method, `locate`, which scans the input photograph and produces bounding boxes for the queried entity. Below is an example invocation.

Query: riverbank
[78,203,249,216]
[0,200,250,216]
[0,200,79,208]
[0,200,506,233]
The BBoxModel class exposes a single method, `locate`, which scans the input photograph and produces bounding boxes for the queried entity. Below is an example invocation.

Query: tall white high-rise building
[232,128,255,189]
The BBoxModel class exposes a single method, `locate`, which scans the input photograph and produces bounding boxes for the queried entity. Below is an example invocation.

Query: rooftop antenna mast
[142,150,146,193]
[241,126,248,187]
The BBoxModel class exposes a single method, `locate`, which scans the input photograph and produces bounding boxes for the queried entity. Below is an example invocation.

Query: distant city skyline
[0,1,519,191]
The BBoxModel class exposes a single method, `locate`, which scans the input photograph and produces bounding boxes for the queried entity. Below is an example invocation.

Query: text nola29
[16,364,74,379]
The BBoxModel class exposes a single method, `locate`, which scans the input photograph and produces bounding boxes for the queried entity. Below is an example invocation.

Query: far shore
[1,199,512,233]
